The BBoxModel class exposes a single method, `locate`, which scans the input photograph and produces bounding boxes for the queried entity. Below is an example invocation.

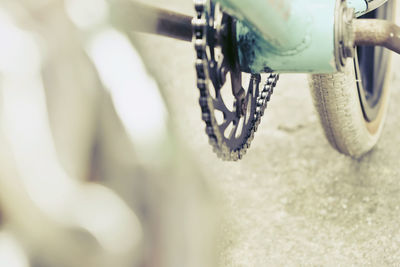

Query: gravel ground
[134,1,400,265]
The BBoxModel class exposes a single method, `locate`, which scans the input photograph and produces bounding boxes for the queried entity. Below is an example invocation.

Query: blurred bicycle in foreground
[0,1,218,266]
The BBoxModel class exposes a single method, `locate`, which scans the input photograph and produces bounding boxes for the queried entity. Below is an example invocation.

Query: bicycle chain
[193,0,279,161]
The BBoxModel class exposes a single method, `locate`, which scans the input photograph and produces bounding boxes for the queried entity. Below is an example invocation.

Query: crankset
[112,0,280,161]
[192,0,279,161]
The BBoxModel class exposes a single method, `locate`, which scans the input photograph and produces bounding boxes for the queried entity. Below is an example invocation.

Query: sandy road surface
[134,1,400,264]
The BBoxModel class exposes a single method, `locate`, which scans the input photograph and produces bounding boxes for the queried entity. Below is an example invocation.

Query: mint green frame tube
[348,0,368,15]
[350,0,388,16]
[215,0,378,73]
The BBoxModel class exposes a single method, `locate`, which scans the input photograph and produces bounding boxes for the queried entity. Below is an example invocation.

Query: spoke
[228,121,240,140]
[219,119,232,131]
[248,76,254,93]
[213,98,230,114]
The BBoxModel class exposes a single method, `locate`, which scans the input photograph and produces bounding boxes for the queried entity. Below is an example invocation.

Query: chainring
[193,0,279,161]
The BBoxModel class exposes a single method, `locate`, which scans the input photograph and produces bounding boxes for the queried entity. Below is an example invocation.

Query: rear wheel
[309,1,395,158]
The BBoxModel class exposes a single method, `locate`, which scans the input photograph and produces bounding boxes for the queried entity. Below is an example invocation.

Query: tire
[309,2,394,158]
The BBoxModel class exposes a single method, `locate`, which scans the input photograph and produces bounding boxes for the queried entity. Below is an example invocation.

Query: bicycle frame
[114,0,400,75]
[215,0,388,73]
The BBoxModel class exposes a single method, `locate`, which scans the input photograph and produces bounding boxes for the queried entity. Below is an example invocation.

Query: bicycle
[113,0,400,161]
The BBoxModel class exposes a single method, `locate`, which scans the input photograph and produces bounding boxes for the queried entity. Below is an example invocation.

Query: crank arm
[110,1,193,42]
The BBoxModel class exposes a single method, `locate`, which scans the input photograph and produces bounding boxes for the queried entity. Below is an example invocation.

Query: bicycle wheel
[309,1,395,158]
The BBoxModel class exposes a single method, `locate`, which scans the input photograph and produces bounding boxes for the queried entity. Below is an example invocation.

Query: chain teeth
[192,0,279,161]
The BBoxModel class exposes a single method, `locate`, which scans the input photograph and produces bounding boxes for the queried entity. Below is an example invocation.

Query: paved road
[134,1,400,265]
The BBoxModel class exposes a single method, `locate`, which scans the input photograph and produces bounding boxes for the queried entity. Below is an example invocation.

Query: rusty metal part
[354,19,400,54]
[110,1,193,42]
